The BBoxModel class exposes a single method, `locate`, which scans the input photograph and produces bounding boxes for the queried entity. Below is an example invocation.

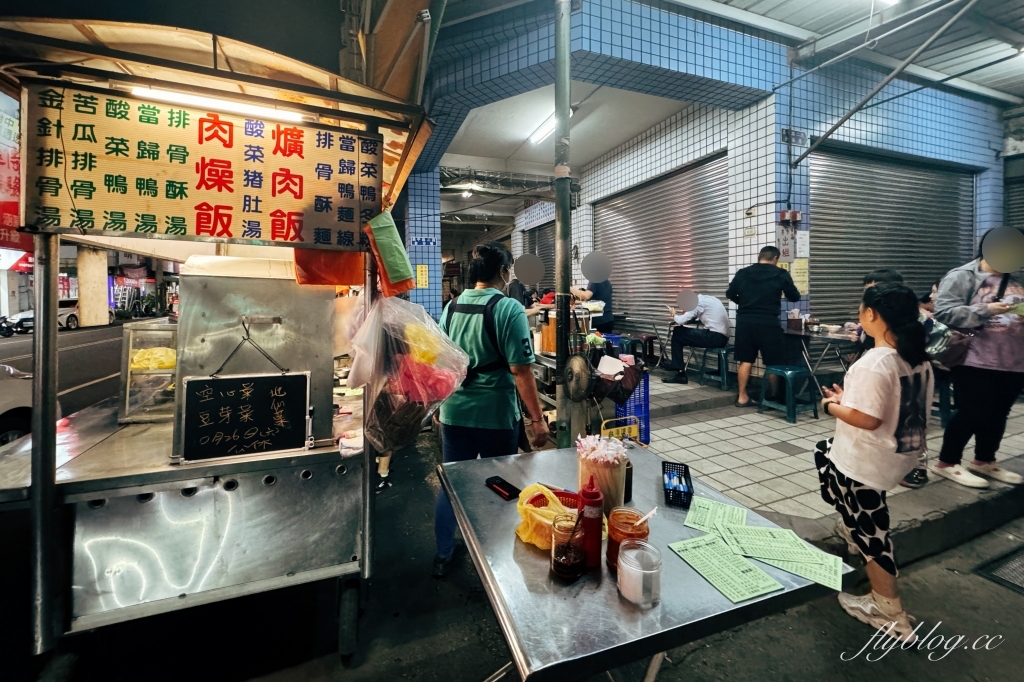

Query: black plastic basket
[662,461,694,509]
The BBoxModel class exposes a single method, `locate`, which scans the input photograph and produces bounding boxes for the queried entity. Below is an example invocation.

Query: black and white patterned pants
[814,438,897,577]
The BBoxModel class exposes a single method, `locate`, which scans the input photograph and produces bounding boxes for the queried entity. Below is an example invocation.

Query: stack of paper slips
[669,497,843,603]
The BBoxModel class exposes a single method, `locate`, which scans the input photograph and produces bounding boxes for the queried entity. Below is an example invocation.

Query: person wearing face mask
[433,241,549,577]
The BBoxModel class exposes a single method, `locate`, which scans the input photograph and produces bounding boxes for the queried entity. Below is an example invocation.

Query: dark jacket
[726,263,801,324]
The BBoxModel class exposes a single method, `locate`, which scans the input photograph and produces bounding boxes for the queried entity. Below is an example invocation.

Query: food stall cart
[438,445,852,681]
[0,256,370,652]
[0,21,430,657]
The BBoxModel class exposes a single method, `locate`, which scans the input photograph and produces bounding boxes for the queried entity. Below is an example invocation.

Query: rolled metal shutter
[809,150,974,324]
[521,222,555,292]
[593,153,729,336]
[1007,179,1024,230]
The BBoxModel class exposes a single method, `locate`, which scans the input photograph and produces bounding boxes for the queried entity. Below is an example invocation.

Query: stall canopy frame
[0,19,432,206]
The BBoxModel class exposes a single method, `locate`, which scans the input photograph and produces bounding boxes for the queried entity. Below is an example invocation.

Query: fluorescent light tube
[131,87,305,122]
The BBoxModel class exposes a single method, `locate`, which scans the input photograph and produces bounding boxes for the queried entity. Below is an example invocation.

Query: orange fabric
[365,225,415,297]
[293,249,365,286]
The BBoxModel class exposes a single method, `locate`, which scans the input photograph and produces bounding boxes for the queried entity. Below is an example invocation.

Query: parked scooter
[0,316,13,338]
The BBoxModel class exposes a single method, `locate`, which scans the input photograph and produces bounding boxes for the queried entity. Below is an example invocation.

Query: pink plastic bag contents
[394,355,460,404]
[350,296,469,452]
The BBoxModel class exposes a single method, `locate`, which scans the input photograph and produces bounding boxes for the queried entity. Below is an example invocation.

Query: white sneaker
[929,463,989,489]
[965,461,1024,485]
[837,593,917,644]
[835,521,859,555]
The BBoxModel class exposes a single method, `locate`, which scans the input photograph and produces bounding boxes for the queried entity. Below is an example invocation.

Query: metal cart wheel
[338,577,361,666]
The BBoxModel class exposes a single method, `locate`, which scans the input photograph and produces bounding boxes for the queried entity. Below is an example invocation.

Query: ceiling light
[462,190,473,198]
[131,87,305,122]
[876,0,899,6]
[529,107,575,145]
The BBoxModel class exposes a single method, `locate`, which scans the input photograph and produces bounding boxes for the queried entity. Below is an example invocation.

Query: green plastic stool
[698,346,733,391]
[759,365,819,424]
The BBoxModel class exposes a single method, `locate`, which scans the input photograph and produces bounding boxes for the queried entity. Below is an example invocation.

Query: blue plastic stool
[698,346,733,391]
[759,365,819,424]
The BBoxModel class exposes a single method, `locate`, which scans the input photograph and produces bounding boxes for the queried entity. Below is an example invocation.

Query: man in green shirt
[434,242,548,577]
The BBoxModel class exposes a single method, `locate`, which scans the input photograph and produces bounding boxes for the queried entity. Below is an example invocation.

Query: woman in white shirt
[816,282,933,644]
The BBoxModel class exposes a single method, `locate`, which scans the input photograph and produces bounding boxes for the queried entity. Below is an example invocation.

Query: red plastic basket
[527,489,580,511]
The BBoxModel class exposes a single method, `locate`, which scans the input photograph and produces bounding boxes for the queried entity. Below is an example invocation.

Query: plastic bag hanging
[353,296,469,452]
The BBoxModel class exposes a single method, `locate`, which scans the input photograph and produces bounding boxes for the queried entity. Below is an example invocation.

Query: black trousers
[938,365,1024,465]
[669,327,728,371]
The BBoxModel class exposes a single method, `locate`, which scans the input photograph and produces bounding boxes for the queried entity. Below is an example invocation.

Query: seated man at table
[662,294,730,384]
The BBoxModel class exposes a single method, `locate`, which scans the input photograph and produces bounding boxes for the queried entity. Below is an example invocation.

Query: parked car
[2,300,115,333]
[0,364,32,445]
[0,364,63,446]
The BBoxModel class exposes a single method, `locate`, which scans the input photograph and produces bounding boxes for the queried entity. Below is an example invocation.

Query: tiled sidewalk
[648,401,1024,520]
[644,367,735,417]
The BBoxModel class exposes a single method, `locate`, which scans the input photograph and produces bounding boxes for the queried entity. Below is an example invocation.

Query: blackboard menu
[180,373,310,461]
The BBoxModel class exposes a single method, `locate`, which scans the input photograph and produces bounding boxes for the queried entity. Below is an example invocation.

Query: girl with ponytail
[815,282,934,643]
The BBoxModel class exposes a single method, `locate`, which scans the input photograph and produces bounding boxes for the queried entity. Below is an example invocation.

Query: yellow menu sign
[416,264,429,289]
[23,82,381,250]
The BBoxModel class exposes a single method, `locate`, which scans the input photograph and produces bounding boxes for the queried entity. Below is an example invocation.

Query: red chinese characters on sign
[195,202,233,237]
[198,112,233,148]
[271,124,304,158]
[271,168,303,199]
[195,157,234,193]
[269,209,304,242]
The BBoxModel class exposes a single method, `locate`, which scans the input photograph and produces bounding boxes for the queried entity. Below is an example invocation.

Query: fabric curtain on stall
[808,149,975,325]
[522,221,556,292]
[592,152,729,337]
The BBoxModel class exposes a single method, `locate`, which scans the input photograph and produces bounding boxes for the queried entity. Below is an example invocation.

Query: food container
[662,461,693,509]
[550,514,586,582]
[822,324,843,333]
[807,324,821,333]
[617,540,661,608]
[578,453,626,516]
[606,506,650,571]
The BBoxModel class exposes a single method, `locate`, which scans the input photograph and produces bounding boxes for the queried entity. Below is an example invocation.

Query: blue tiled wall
[427,0,1005,320]
[405,168,442,318]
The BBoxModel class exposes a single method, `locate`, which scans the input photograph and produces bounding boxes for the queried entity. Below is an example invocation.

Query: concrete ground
[6,428,1023,682]
[255,458,1024,682]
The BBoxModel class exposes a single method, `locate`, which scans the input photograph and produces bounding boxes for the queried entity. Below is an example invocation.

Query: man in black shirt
[726,246,801,407]
[572,279,614,333]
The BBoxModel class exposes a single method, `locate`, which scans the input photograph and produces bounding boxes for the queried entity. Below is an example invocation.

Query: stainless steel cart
[0,255,374,657]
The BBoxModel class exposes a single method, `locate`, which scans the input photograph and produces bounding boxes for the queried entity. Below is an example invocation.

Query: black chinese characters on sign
[181,373,309,461]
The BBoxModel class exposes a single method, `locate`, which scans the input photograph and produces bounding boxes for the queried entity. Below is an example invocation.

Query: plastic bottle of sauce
[578,475,604,569]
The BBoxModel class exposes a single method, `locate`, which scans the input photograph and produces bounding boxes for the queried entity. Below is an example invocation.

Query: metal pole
[361,250,377,580]
[791,0,981,168]
[862,50,1023,112]
[553,0,573,449]
[771,0,964,93]
[30,231,59,655]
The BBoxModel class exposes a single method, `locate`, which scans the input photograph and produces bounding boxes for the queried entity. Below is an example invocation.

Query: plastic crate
[661,461,694,509]
[614,370,650,444]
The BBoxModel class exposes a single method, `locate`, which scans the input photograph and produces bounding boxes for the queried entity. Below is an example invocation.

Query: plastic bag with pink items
[349,296,469,452]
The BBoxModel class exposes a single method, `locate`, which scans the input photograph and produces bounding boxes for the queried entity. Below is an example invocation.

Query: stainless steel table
[784,328,860,395]
[438,446,851,682]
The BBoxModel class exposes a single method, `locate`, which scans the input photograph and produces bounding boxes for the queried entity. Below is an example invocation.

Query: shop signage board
[22,82,382,251]
[0,92,31,252]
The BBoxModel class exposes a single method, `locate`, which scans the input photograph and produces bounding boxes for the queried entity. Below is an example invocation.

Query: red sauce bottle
[578,475,604,570]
